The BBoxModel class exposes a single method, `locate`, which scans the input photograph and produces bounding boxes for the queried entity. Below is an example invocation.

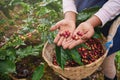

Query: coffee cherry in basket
[78,38,104,65]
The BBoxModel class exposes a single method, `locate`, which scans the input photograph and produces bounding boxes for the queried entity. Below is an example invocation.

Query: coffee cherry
[59,30,70,38]
[77,31,83,36]
[72,35,80,40]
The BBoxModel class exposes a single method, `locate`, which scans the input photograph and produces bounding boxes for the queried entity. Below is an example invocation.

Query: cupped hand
[50,19,76,46]
[62,22,95,49]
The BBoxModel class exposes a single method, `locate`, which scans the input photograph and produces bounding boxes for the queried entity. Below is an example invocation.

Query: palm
[50,19,75,46]
[62,22,95,49]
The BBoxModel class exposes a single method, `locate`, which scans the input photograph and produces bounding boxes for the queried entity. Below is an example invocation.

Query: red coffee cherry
[77,31,83,36]
[72,35,80,40]
[59,30,70,38]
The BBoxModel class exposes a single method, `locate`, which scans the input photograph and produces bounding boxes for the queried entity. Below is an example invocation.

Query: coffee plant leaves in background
[32,63,45,80]
[115,51,120,70]
[45,0,62,12]
[0,0,62,79]
[0,19,6,25]
[0,48,16,61]
[93,27,103,39]
[2,34,25,49]
[0,49,6,60]
[77,7,100,23]
[47,31,58,44]
[0,60,16,74]
[16,44,44,60]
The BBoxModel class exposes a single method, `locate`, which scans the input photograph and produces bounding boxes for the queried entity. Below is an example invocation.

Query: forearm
[62,0,77,23]
[86,0,120,28]
[95,0,120,26]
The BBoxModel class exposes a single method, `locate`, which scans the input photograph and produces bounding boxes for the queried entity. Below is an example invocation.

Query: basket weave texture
[42,41,107,80]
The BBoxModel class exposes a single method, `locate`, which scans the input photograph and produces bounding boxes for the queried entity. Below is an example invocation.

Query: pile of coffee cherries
[78,38,104,65]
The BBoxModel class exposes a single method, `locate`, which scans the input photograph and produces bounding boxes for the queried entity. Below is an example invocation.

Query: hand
[50,19,75,46]
[62,22,95,49]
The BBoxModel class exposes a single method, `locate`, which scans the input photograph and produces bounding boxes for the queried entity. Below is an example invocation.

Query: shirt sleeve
[62,0,78,14]
[94,0,120,26]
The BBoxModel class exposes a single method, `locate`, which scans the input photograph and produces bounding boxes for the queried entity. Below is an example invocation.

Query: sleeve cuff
[94,0,120,27]
[94,9,111,27]
[63,0,78,14]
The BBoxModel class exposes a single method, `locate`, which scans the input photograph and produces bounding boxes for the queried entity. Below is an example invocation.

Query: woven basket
[42,40,107,80]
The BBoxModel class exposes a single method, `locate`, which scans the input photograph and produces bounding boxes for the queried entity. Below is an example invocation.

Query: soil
[11,55,63,80]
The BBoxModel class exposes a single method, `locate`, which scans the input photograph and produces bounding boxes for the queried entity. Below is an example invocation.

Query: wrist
[64,11,76,23]
[86,15,102,28]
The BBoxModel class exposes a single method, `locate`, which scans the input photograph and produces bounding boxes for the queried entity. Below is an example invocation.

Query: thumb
[50,22,62,31]
[81,31,94,40]
[50,25,59,31]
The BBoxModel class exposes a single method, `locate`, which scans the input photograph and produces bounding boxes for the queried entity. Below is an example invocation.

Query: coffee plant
[115,51,120,70]
[0,0,62,80]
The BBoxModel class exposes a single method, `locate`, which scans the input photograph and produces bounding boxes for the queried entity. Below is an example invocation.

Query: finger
[57,36,64,46]
[62,39,73,49]
[62,34,73,49]
[50,22,62,31]
[81,30,94,40]
[68,39,84,49]
[50,25,59,31]
[81,36,89,41]
[54,33,61,44]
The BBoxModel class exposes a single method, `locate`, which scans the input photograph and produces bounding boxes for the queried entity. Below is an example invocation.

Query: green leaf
[0,60,16,74]
[55,46,68,69]
[0,19,6,24]
[77,7,100,24]
[77,43,91,50]
[93,33,102,39]
[67,48,83,65]
[93,27,102,39]
[47,31,57,44]
[0,48,16,61]
[55,45,84,69]
[2,35,25,49]
[46,1,62,12]
[32,63,45,80]
[0,49,6,60]
[16,45,42,59]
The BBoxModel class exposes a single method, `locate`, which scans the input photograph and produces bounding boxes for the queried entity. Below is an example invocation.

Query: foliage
[32,63,45,80]
[77,7,100,22]
[55,46,83,69]
[115,51,120,71]
[0,74,11,80]
[0,0,62,79]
